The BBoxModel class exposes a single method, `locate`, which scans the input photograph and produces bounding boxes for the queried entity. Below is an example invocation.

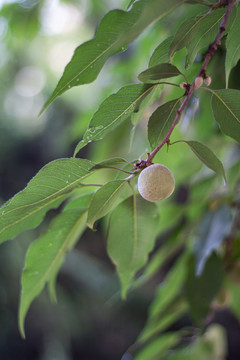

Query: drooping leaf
[0,158,95,244]
[19,201,89,338]
[139,301,187,345]
[47,193,94,301]
[107,195,159,297]
[133,332,181,360]
[148,253,188,319]
[169,13,206,61]
[184,253,224,325]
[73,84,154,156]
[42,0,185,112]
[138,63,182,83]
[87,180,128,229]
[148,98,180,149]
[180,140,226,182]
[137,253,188,344]
[225,8,240,87]
[185,8,225,68]
[211,89,240,143]
[194,206,233,276]
[149,36,174,67]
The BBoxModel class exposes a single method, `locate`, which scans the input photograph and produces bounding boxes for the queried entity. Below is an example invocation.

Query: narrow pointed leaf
[138,63,181,83]
[148,98,180,149]
[138,253,188,344]
[185,253,224,325]
[169,13,206,60]
[47,193,94,302]
[182,140,226,182]
[93,157,131,169]
[149,36,173,67]
[73,84,153,156]
[185,7,236,68]
[87,180,128,229]
[19,205,88,337]
[211,89,240,144]
[107,195,159,297]
[0,158,95,244]
[225,9,240,87]
[194,206,233,276]
[42,0,185,112]
[134,332,180,360]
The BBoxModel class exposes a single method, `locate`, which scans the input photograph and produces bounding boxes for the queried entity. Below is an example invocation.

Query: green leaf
[93,157,131,169]
[149,253,188,319]
[184,253,224,325]
[138,63,182,83]
[87,180,128,229]
[137,252,188,344]
[107,195,159,297]
[127,0,136,9]
[19,203,88,338]
[42,0,185,112]
[181,140,226,182]
[185,8,225,68]
[211,89,240,144]
[194,206,233,276]
[0,158,95,244]
[138,301,187,344]
[185,7,237,68]
[149,36,173,67]
[169,13,206,61]
[225,8,240,87]
[133,332,180,360]
[148,98,180,149]
[73,84,154,156]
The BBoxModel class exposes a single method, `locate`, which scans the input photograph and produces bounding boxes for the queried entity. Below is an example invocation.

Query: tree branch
[136,0,236,169]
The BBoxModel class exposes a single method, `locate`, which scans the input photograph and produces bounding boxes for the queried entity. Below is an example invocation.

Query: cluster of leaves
[1,0,240,358]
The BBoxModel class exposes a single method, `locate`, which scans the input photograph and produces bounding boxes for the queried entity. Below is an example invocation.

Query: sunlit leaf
[87,180,128,229]
[211,89,240,143]
[149,36,173,66]
[73,84,154,156]
[194,205,233,276]
[107,195,159,297]
[181,140,226,182]
[184,253,224,325]
[0,159,95,244]
[138,63,182,83]
[148,98,180,149]
[42,0,185,112]
[19,203,89,337]
[225,8,240,87]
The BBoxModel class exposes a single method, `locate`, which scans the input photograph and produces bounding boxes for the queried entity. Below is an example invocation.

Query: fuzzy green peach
[138,164,175,202]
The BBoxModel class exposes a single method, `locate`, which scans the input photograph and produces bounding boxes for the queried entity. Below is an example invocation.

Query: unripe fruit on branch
[204,75,212,86]
[138,164,175,202]
[194,76,203,90]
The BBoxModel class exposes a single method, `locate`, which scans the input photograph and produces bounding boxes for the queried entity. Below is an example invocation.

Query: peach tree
[1,0,240,358]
